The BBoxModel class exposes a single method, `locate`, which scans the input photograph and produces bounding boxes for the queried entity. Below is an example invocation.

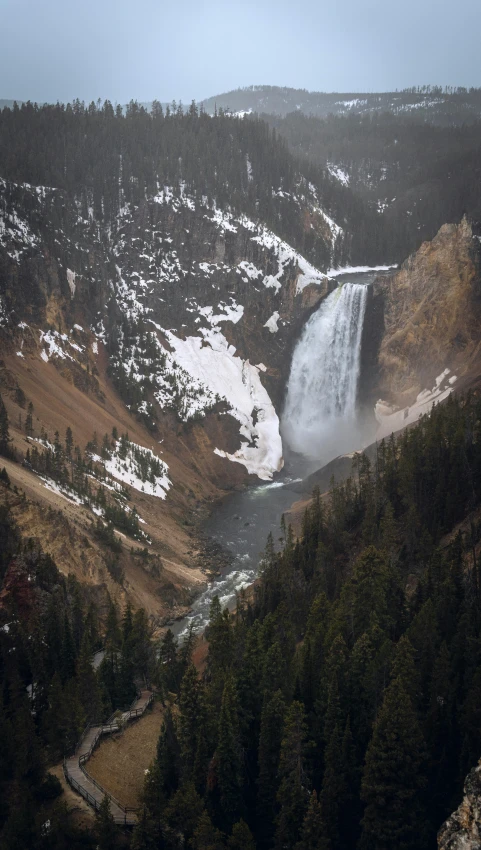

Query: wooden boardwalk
[64,689,154,825]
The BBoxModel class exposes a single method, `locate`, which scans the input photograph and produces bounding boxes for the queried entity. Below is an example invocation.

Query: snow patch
[101,441,171,499]
[166,326,283,480]
[327,164,350,186]
[327,264,398,278]
[67,269,76,296]
[252,227,327,294]
[375,371,458,441]
[264,311,280,333]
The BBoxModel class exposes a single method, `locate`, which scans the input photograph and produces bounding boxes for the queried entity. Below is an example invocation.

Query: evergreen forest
[0,99,403,268]
[4,378,481,848]
[135,392,481,850]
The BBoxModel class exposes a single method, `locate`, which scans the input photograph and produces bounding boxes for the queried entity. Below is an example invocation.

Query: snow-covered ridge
[327,263,398,278]
[252,226,328,294]
[93,439,171,499]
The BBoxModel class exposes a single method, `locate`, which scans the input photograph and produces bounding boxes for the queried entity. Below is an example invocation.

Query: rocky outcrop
[373,217,481,407]
[438,761,481,849]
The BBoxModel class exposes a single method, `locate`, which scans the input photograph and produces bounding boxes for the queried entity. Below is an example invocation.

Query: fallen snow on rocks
[264,311,280,333]
[166,326,283,480]
[327,164,350,186]
[198,300,244,325]
[39,329,86,362]
[327,264,398,278]
[151,186,332,292]
[252,226,327,294]
[100,440,171,499]
[375,369,458,441]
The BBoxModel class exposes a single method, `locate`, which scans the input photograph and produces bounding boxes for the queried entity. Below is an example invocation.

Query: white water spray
[282,283,368,462]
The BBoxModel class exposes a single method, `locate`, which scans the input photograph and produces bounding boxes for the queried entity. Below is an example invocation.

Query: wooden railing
[62,761,137,825]
[63,689,154,826]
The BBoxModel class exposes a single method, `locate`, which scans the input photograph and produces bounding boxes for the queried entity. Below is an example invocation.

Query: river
[172,270,382,639]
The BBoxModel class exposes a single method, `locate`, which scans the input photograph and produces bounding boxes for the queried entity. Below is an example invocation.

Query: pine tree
[257,689,286,846]
[360,677,428,850]
[319,724,344,849]
[77,632,103,722]
[156,706,181,798]
[140,761,166,841]
[25,401,33,436]
[192,810,226,850]
[94,795,118,850]
[390,634,420,706]
[179,662,201,779]
[343,546,393,639]
[13,691,45,789]
[65,425,73,459]
[0,394,12,458]
[163,782,205,845]
[131,806,160,850]
[216,676,244,830]
[158,628,180,694]
[122,601,133,644]
[275,701,309,850]
[105,599,121,649]
[425,640,456,825]
[207,596,233,699]
[295,791,328,850]
[228,819,256,850]
[61,613,76,682]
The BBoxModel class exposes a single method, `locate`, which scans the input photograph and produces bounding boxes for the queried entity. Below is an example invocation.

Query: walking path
[63,689,154,826]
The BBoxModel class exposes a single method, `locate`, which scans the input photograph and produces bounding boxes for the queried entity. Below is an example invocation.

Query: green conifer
[360,677,428,850]
[94,795,118,850]
[275,701,309,850]
[216,676,244,829]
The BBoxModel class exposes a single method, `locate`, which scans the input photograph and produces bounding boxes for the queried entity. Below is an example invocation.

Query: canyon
[3,104,481,849]
[2,158,481,628]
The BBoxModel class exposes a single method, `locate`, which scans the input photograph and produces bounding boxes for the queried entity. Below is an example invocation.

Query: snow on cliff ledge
[166,326,283,480]
[374,369,457,441]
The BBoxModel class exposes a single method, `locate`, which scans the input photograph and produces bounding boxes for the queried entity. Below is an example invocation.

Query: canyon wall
[371,217,481,408]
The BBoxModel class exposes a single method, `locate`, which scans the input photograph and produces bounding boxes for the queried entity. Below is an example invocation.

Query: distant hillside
[199,84,481,126]
[262,109,481,261]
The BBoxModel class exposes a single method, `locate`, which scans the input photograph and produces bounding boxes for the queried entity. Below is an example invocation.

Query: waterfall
[282,283,368,462]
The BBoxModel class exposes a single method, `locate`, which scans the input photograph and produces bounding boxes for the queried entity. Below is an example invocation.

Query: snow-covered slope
[0,178,335,482]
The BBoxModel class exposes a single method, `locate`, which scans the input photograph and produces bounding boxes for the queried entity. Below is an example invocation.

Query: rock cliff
[438,761,481,849]
[372,217,481,408]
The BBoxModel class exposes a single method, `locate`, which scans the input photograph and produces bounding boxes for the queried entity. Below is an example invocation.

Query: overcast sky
[1,0,480,104]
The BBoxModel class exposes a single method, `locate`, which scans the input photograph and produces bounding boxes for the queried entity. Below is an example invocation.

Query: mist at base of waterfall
[282,282,374,467]
[281,405,376,468]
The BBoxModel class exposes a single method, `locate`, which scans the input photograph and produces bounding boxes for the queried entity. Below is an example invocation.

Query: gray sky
[1,0,480,104]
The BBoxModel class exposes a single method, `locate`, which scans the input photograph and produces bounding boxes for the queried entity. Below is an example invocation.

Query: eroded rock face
[373,217,481,407]
[438,762,481,850]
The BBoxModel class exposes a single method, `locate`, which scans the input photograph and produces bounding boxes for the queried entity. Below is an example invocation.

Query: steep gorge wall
[371,217,481,408]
